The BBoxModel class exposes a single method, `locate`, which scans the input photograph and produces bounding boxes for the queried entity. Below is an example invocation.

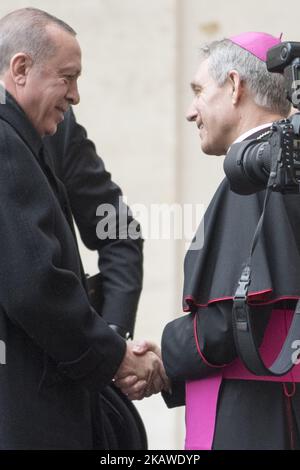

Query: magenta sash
[185,309,300,450]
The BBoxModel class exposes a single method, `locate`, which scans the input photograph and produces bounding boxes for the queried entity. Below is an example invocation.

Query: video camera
[224,41,300,195]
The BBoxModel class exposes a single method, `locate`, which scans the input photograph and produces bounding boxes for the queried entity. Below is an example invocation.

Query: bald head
[0,7,76,76]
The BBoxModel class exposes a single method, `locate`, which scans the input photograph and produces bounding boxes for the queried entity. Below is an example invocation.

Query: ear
[10,53,33,86]
[228,70,243,105]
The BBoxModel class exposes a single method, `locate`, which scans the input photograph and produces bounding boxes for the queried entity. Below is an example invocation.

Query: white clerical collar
[232,123,273,144]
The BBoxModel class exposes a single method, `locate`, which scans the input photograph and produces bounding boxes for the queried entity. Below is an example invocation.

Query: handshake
[114,340,170,400]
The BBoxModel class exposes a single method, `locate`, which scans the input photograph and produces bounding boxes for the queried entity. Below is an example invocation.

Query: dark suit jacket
[44,109,143,338]
[0,94,126,449]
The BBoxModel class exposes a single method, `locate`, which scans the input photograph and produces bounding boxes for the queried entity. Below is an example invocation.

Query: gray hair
[0,7,76,75]
[200,39,291,116]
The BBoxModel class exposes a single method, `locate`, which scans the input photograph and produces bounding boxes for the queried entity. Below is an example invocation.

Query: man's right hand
[114,341,168,400]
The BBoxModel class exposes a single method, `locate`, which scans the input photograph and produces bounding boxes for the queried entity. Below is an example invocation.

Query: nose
[186,100,198,122]
[67,80,80,106]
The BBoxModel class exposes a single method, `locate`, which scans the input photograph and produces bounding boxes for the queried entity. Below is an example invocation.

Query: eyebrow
[59,68,82,77]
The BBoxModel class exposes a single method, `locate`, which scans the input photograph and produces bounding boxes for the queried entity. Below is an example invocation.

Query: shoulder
[0,118,30,155]
[0,119,46,195]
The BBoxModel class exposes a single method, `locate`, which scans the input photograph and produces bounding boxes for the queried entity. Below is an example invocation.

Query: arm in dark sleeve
[161,301,271,407]
[0,125,126,392]
[47,109,143,337]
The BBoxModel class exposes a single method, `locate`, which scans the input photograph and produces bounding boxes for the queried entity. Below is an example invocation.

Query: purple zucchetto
[229,32,282,62]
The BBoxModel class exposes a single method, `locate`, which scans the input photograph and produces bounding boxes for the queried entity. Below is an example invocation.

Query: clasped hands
[114,340,170,400]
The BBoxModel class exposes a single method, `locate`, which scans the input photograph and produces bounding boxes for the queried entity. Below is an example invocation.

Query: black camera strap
[232,170,300,376]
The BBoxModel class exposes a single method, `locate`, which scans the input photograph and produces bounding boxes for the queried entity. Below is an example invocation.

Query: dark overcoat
[0,95,126,449]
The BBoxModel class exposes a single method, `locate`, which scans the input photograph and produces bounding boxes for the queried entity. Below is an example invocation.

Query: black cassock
[0,94,130,449]
[162,128,300,450]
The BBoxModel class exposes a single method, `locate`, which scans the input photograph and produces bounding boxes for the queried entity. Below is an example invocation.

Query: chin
[44,124,58,136]
[201,141,225,156]
[201,143,216,156]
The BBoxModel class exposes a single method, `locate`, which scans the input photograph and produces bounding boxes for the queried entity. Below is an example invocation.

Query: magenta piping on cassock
[183,290,300,311]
